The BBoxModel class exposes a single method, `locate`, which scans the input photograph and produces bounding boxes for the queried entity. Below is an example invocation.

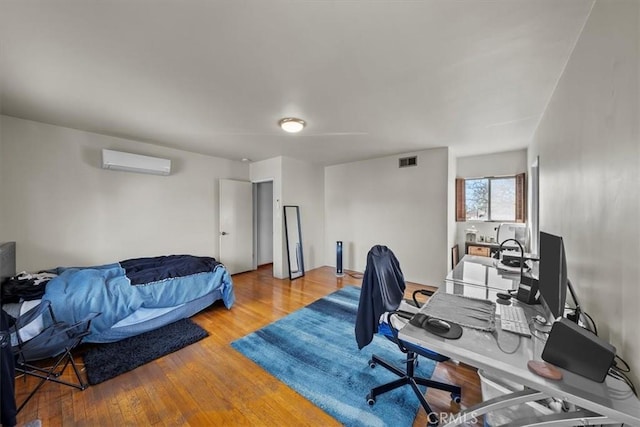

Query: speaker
[542,318,616,383]
[515,272,539,304]
[336,241,344,277]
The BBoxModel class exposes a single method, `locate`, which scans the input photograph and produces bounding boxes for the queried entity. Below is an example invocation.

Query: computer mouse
[496,292,511,300]
[409,313,429,328]
[426,317,451,332]
[533,315,547,325]
[496,298,511,305]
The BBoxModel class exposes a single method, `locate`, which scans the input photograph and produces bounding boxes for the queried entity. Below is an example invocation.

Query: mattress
[3,253,234,343]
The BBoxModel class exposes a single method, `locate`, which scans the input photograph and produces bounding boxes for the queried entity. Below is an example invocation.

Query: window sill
[463,220,524,224]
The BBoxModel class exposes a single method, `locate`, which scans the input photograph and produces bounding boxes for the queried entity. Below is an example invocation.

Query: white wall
[0,115,248,271]
[455,149,528,253]
[447,150,457,270]
[250,157,284,278]
[529,0,639,383]
[281,156,325,273]
[325,148,450,285]
[256,181,273,266]
[0,117,4,239]
[457,149,528,179]
[250,156,324,279]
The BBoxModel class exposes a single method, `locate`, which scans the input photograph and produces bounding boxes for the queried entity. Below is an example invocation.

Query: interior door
[219,179,253,274]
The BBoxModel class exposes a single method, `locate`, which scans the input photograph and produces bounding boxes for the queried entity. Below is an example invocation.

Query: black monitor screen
[538,232,568,319]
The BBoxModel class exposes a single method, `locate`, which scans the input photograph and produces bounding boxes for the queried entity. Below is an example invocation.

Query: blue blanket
[43,255,234,340]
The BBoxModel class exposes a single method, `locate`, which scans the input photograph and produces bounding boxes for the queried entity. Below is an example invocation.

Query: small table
[465,241,500,257]
[399,255,640,426]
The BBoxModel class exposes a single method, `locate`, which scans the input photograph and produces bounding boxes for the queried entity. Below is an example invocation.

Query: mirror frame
[283,205,305,280]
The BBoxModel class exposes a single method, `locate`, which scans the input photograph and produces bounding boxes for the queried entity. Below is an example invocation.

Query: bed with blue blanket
[5,253,234,343]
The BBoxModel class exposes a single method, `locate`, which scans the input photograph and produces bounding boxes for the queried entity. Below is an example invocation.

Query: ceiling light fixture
[279,117,306,133]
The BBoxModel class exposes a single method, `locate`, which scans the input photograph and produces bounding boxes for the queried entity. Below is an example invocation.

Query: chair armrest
[384,311,411,354]
[70,312,101,338]
[412,289,435,308]
[395,310,414,320]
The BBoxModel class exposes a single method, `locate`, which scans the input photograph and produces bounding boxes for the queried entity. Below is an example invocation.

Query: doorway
[219,179,253,275]
[254,181,274,269]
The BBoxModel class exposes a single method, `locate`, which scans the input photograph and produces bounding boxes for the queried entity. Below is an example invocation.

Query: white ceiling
[0,0,593,166]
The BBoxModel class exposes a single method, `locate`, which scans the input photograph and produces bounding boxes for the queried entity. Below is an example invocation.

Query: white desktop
[400,254,640,426]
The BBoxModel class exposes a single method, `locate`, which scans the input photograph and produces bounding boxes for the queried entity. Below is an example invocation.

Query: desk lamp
[494,239,538,304]
[494,238,525,272]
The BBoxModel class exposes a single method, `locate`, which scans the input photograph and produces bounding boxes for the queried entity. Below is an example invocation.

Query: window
[455,173,525,222]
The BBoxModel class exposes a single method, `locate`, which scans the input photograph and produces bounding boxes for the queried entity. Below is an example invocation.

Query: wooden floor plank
[14,265,482,426]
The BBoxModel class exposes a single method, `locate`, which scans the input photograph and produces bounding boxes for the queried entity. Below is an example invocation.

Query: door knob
[220,231,228,236]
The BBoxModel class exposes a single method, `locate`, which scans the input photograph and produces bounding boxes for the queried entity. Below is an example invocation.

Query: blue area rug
[231,286,435,427]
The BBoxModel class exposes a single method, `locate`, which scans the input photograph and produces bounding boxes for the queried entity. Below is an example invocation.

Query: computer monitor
[538,232,568,319]
[496,223,528,250]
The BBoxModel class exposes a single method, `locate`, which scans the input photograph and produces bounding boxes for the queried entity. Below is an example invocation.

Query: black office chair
[355,245,461,427]
[10,300,99,412]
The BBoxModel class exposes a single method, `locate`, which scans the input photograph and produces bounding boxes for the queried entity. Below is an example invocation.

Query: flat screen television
[538,232,568,319]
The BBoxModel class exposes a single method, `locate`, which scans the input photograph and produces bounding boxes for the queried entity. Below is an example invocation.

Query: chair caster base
[366,393,375,406]
[427,412,439,427]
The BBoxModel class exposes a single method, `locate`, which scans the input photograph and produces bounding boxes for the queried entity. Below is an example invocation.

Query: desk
[399,255,640,426]
[446,255,517,291]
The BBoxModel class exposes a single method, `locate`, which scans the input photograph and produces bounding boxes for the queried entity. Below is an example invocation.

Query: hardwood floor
[14,265,482,426]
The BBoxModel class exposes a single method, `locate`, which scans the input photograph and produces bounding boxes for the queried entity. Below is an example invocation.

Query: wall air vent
[101,149,171,176]
[398,156,418,168]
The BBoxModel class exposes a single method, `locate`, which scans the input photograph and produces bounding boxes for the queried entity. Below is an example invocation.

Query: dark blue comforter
[43,255,234,340]
[120,255,222,286]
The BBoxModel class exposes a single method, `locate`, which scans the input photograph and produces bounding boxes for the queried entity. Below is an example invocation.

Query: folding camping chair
[10,300,99,412]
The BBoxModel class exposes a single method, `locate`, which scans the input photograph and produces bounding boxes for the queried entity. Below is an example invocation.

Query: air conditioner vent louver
[399,156,417,168]
[101,149,171,176]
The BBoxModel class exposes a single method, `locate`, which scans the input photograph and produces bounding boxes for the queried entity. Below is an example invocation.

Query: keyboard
[496,304,531,337]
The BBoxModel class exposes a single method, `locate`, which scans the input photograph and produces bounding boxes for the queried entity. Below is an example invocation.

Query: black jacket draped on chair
[355,245,406,349]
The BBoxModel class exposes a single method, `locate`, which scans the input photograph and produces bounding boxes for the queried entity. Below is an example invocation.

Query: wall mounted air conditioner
[101,149,171,176]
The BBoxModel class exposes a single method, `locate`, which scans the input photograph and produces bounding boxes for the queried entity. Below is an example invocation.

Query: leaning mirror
[283,205,305,280]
